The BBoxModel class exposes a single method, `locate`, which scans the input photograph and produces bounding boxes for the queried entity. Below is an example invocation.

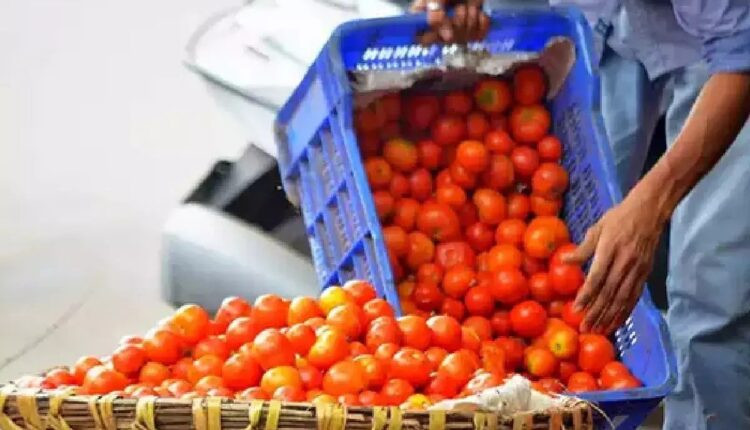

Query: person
[410,0,750,428]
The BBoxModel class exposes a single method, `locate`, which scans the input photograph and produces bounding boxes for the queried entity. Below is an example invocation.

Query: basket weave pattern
[0,386,593,430]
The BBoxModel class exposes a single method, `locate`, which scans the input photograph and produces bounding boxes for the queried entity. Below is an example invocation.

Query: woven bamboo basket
[0,386,593,430]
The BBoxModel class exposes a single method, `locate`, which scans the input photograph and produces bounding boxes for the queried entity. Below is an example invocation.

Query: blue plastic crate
[275,7,677,429]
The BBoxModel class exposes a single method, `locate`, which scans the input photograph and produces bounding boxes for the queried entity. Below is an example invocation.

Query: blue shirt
[547,0,750,78]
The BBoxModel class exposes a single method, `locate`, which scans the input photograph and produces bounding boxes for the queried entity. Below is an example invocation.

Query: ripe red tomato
[358,390,382,406]
[481,154,515,190]
[465,222,494,252]
[383,225,408,258]
[608,375,642,390]
[405,231,435,270]
[490,268,529,305]
[537,136,563,161]
[436,184,467,209]
[435,241,476,269]
[509,300,548,338]
[509,104,551,143]
[513,65,547,105]
[143,328,183,365]
[416,263,443,285]
[380,379,415,406]
[484,130,515,154]
[567,371,599,393]
[322,361,367,396]
[260,366,302,396]
[489,113,508,131]
[495,337,526,371]
[487,244,523,271]
[252,294,289,330]
[353,355,388,390]
[390,347,432,387]
[215,296,251,328]
[374,342,400,362]
[427,315,462,352]
[43,368,76,388]
[490,311,512,337]
[456,140,489,173]
[473,188,507,225]
[462,325,483,352]
[188,355,224,384]
[548,300,566,317]
[393,198,420,231]
[466,112,490,140]
[464,316,493,341]
[380,93,401,121]
[432,115,467,146]
[442,264,475,298]
[365,316,402,352]
[444,90,473,115]
[405,94,440,131]
[438,351,478,387]
[599,361,631,389]
[355,101,387,134]
[307,328,349,370]
[530,195,562,216]
[383,138,419,172]
[524,222,557,259]
[495,219,526,248]
[523,254,547,277]
[408,168,433,201]
[112,344,146,375]
[82,366,128,395]
[365,157,393,190]
[510,146,540,179]
[373,191,394,220]
[359,132,381,158]
[396,315,431,351]
[287,296,324,326]
[389,173,410,199]
[440,297,466,321]
[449,162,478,189]
[222,354,262,391]
[549,263,585,297]
[532,163,569,200]
[417,202,462,244]
[285,323,317,356]
[412,281,444,311]
[529,272,555,303]
[559,361,579,384]
[417,140,443,170]
[425,373,458,399]
[193,336,229,360]
[464,285,495,316]
[225,316,261,351]
[561,301,585,330]
[457,201,479,227]
[474,79,512,113]
[506,193,530,220]
[578,335,616,374]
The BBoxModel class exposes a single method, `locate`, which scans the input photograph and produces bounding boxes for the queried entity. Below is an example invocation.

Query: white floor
[0,0,248,379]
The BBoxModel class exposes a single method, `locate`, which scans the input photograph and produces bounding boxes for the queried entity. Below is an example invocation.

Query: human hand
[410,0,490,44]
[563,189,666,334]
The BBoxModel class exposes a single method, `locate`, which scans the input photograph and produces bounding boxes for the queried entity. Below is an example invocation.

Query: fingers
[603,269,645,335]
[414,0,488,44]
[452,4,467,42]
[563,222,601,265]
[572,223,610,312]
[583,251,629,333]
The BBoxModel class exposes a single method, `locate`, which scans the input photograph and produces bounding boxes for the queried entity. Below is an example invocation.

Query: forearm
[635,72,750,222]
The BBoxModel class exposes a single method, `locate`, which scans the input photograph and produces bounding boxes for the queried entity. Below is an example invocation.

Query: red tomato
[495,337,526,371]
[83,366,128,395]
[365,316,402,352]
[273,385,305,402]
[358,390,382,406]
[381,121,401,141]
[578,335,616,374]
[444,90,473,115]
[532,163,570,200]
[506,193,530,220]
[490,310,512,337]
[474,79,513,113]
[473,189,507,225]
[393,198,420,231]
[548,300,566,317]
[193,336,229,360]
[322,361,367,396]
[464,285,495,316]
[286,323,317,355]
[463,316,493,341]
[287,296,324,326]
[225,318,259,353]
[481,154,515,190]
[425,373,459,398]
[427,315,463,352]
[416,263,444,285]
[307,329,350,370]
[383,138,419,172]
[484,130,515,155]
[143,328,183,365]
[599,361,631,389]
[495,219,526,247]
[374,342,400,362]
[567,371,599,393]
[435,241,476,269]
[405,94,440,131]
[442,264,475,299]
[43,368,76,388]
[436,184,467,209]
[413,281,444,311]
[353,355,387,390]
[490,268,529,305]
[530,195,562,216]
[417,140,443,170]
[537,136,563,161]
[397,315,432,350]
[380,93,401,121]
[222,354,262,391]
[510,146,540,179]
[438,351,478,387]
[561,301,585,330]
[465,222,494,252]
[389,173,411,199]
[529,272,555,303]
[456,140,489,173]
[362,298,395,326]
[260,366,302,396]
[390,347,432,387]
[489,113,508,131]
[524,222,557,259]
[380,379,415,406]
[559,361,579,384]
[509,301,548,338]
[513,65,547,105]
[359,132,381,158]
[440,298,466,321]
[449,162,478,189]
[356,101,387,133]
[457,201,479,228]
[466,112,491,141]
[487,244,523,271]
[252,295,289,330]
[187,355,224,384]
[112,344,147,375]
[409,168,434,202]
[215,296,251,328]
[509,104,551,144]
[383,225,409,258]
[549,263,585,297]
[432,115,467,146]
[139,361,171,386]
[365,157,393,190]
[405,231,435,270]
[171,304,210,345]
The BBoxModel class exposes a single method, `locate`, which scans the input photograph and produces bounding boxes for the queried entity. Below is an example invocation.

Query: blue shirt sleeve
[673,0,750,73]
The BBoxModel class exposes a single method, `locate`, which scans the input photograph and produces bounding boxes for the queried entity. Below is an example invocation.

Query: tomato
[349,341,369,358]
[479,154,514,191]
[490,311,511,337]
[417,263,444,285]
[547,326,579,360]
[119,335,144,346]
[427,315,463,352]
[495,337,526,371]
[112,344,146,375]
[465,372,503,395]
[397,315,432,350]
[432,115,467,146]
[495,219,526,247]
[358,390,383,406]
[143,328,183,365]
[510,146,540,179]
[446,163,476,192]
[509,300,548,338]
[567,372,599,393]
[484,130,515,155]
[170,358,193,382]
[435,169,455,188]
[353,355,388,390]
[271,385,304,401]
[530,195,562,216]
[425,347,449,372]
[286,323,317,355]
[435,241,476,269]
[532,163,569,200]
[380,379,415,406]
[440,297,466,321]
[473,189,506,225]
[321,361,367,396]
[464,285,495,316]
[490,268,529,305]
[457,201,479,228]
[513,65,547,105]
[578,335,616,374]
[444,90,473,115]
[425,373,459,398]
[390,347,432,387]
[43,368,76,388]
[365,157,393,190]
[561,301,585,330]
[221,354,261,391]
[319,286,354,315]
[389,173,410,199]
[307,328,349,370]
[509,104,551,143]
[343,280,377,306]
[537,136,563,162]
[442,264,475,299]
[463,316,492,341]
[248,329,294,371]
[260,366,302,395]
[215,296,251,328]
[435,184,467,209]
[366,317,402,352]
[362,298,395,326]
[438,351,477,387]
[412,281,444,311]
[171,304,210,345]
[465,222,494,252]
[474,79,513,113]
[374,343,400,362]
[548,300,566,318]
[393,198,420,231]
[533,378,564,394]
[405,94,440,131]
[355,101,387,133]
[83,366,128,395]
[409,168,434,201]
[608,375,642,390]
[288,296,324,326]
[506,193,530,220]
[529,272,555,303]
[466,112,490,140]
[599,361,631,389]
[487,244,523,271]
[193,337,229,360]
[373,190,395,220]
[441,144,457,167]
[187,355,223,384]
[549,263,584,297]
[358,132,381,158]
[237,387,269,401]
[327,303,365,340]
[524,347,558,378]
[383,138,418,172]
[252,295,289,330]
[338,394,361,406]
[524,222,557,259]
[523,255,547,277]
[559,361,578,384]
[380,93,401,121]
[139,361,171,386]
[416,140,443,171]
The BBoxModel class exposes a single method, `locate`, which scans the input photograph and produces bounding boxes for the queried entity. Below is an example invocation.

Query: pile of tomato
[354,64,642,394]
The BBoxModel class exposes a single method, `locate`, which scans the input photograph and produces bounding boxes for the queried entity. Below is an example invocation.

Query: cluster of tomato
[354,64,641,394]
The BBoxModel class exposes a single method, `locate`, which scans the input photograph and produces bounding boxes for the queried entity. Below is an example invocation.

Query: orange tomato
[43,368,76,389]
[524,221,557,259]
[425,373,458,399]
[438,351,477,387]
[427,315,462,352]
[530,195,562,216]
[365,157,393,189]
[359,390,383,406]
[374,342,400,362]
[319,286,354,315]
[487,243,523,271]
[286,323,317,356]
[82,366,128,395]
[463,316,492,341]
[221,353,261,391]
[171,304,210,345]
[456,140,489,173]
[425,347,448,372]
[405,231,436,270]
[383,138,419,172]
[436,184,467,209]
[287,296,323,326]
[342,280,378,306]
[250,329,296,370]
[273,385,305,401]
[495,337,526,371]
[495,219,527,247]
[139,362,170,386]
[397,315,432,350]
[188,355,223,384]
[214,296,251,329]
[193,336,229,360]
[322,361,367,396]
[390,347,432,388]
[506,193,530,220]
[362,298,396,326]
[547,326,579,360]
[417,140,443,171]
[608,375,642,390]
[349,341,369,358]
[237,387,270,401]
[416,263,444,285]
[326,303,365,340]
[143,328,183,365]
[307,328,350,370]
[461,326,482,352]
[449,162,478,189]
[353,354,387,390]
[260,366,302,396]
[380,379,415,406]
[525,347,558,378]
[365,316,402,352]
[112,344,146,375]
